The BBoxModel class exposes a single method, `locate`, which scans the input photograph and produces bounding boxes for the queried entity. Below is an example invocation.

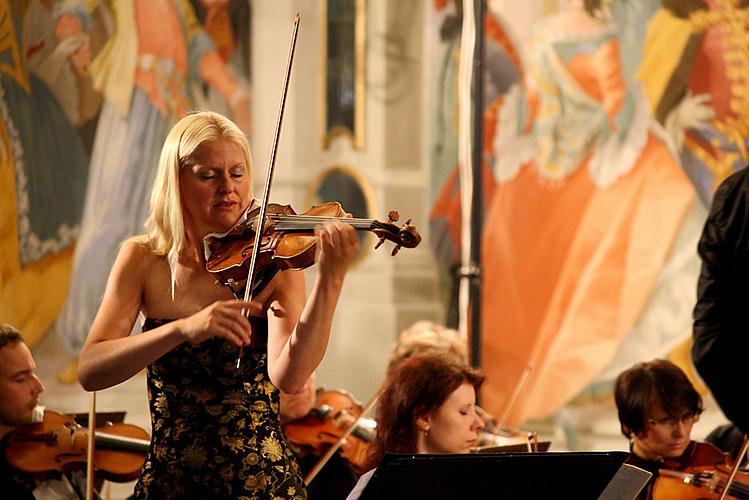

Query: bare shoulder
[89,238,158,341]
[109,238,163,288]
[119,237,153,259]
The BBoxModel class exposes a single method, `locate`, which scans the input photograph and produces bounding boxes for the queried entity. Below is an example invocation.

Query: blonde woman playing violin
[77,111,360,500]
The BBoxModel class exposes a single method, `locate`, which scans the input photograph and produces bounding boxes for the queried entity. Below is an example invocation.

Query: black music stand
[359,451,637,500]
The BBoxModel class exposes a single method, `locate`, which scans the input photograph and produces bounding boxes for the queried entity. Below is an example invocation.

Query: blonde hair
[387,320,468,373]
[143,111,253,296]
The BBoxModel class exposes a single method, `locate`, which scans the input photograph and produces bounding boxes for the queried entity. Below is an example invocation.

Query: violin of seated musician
[5,410,150,482]
[280,375,365,500]
[653,441,749,500]
[283,388,375,474]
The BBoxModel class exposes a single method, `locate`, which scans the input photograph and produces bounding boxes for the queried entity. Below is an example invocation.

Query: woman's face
[419,382,484,454]
[631,401,696,461]
[179,139,251,235]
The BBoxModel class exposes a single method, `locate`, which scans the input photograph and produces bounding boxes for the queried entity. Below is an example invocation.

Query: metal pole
[469,0,484,371]
[457,0,484,374]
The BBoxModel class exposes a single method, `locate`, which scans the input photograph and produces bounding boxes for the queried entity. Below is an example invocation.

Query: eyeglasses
[647,412,701,428]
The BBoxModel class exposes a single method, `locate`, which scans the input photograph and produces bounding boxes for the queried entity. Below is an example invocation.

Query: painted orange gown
[481,19,694,426]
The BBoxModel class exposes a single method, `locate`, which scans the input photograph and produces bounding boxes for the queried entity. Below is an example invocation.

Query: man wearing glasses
[613,359,723,500]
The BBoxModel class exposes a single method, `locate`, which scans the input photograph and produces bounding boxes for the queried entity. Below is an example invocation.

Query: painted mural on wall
[427,0,523,325]
[426,0,749,429]
[0,0,251,356]
[639,0,749,206]
[0,0,91,348]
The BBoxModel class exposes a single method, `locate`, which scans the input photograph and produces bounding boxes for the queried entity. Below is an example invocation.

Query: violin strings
[273,221,375,229]
[271,216,395,229]
[271,215,374,223]
[724,479,749,496]
[271,215,379,230]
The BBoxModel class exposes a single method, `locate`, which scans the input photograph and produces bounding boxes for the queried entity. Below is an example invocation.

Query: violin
[653,441,749,499]
[283,389,376,474]
[4,410,150,482]
[205,201,421,295]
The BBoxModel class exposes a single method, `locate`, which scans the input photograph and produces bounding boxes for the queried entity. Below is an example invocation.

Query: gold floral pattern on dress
[182,387,214,404]
[261,433,284,462]
[224,435,246,454]
[245,452,260,466]
[182,443,208,469]
[133,317,306,499]
[219,464,234,481]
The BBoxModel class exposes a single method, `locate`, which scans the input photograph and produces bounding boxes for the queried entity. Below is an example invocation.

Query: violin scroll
[373,214,421,256]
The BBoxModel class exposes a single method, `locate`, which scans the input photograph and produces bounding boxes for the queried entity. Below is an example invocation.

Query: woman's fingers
[222,301,259,344]
[342,221,359,247]
[181,300,260,346]
[327,221,344,248]
[227,299,263,318]
[220,314,251,346]
[318,221,359,256]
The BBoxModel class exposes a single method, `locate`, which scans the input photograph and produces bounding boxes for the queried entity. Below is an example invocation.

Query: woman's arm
[78,241,256,391]
[266,221,359,393]
[78,241,181,390]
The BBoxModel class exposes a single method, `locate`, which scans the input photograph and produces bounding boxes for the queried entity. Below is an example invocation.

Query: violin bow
[235,13,300,369]
[719,434,749,500]
[497,363,533,430]
[304,389,381,485]
[86,391,96,500]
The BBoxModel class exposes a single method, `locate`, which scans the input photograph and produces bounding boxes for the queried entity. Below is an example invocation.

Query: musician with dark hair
[614,359,725,499]
[0,324,87,499]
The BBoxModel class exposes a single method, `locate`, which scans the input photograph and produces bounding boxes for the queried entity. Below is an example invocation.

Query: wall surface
[253,0,441,402]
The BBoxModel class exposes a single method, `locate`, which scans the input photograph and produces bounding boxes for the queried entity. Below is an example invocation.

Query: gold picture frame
[320,0,366,150]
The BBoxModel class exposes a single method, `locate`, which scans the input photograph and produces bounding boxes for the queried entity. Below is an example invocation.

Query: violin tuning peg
[391,244,401,256]
[405,218,412,227]
[375,236,386,250]
[387,210,400,224]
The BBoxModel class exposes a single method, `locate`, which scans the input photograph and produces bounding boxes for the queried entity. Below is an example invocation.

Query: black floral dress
[133,317,306,499]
